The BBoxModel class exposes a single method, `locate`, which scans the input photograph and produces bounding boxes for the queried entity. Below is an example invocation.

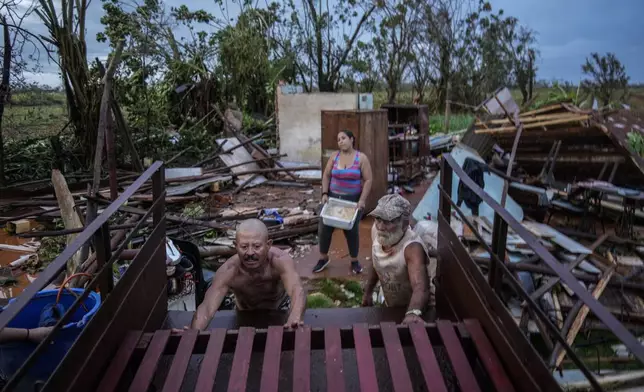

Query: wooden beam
[553,261,616,368]
[475,115,591,134]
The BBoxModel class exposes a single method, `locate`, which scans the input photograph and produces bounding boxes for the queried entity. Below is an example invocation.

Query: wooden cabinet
[321,110,389,212]
[380,104,430,182]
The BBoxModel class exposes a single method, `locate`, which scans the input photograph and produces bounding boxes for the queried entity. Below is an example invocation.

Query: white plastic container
[320,197,359,230]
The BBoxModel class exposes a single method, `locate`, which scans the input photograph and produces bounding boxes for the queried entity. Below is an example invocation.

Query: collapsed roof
[468,103,644,187]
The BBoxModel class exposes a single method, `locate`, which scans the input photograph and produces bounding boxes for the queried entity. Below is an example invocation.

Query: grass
[307,278,364,308]
[0,91,69,141]
[4,104,68,140]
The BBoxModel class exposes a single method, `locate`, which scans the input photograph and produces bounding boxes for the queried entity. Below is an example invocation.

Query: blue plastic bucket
[0,288,101,388]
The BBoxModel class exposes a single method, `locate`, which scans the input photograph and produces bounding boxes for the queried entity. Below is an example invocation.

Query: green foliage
[307,292,335,308]
[627,131,644,157]
[215,8,278,114]
[33,236,67,274]
[371,0,420,103]
[3,135,81,183]
[314,278,363,307]
[276,0,377,92]
[582,52,630,107]
[528,82,587,110]
[429,114,474,134]
[10,90,66,106]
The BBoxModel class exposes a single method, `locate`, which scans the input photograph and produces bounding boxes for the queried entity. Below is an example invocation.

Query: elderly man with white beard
[361,194,433,324]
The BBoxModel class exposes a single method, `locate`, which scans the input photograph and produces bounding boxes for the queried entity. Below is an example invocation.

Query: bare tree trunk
[387,83,398,104]
[91,41,124,196]
[528,52,535,101]
[0,18,10,186]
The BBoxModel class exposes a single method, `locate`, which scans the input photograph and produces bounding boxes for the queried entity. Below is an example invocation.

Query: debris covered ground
[1,95,644,389]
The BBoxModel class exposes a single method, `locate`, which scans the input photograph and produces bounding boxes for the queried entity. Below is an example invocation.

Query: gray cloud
[491,0,644,83]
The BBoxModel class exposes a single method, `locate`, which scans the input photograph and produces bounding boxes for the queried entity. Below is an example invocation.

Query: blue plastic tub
[0,288,101,389]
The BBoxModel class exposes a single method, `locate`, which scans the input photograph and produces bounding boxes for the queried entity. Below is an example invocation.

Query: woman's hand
[357,200,366,210]
[322,194,329,204]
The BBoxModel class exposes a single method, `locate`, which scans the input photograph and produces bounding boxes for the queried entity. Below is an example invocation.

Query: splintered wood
[51,169,84,275]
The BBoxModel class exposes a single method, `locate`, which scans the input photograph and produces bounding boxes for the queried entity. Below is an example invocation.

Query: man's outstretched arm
[274,251,306,328]
[402,243,430,324]
[190,257,237,330]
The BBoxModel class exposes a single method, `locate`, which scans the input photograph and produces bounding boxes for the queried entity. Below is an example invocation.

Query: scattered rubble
[412,91,644,388]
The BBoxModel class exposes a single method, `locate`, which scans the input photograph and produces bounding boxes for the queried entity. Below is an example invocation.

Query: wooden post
[105,103,118,200]
[152,163,166,228]
[93,222,113,300]
[443,81,451,132]
[92,41,124,197]
[439,156,453,224]
[489,212,508,294]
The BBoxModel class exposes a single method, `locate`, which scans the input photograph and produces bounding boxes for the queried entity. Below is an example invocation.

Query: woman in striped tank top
[313,130,373,274]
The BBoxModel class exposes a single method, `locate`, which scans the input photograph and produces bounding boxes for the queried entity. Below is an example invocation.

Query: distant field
[3,90,68,141]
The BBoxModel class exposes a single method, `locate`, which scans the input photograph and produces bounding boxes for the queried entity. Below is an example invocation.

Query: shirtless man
[361,194,432,324]
[188,219,306,330]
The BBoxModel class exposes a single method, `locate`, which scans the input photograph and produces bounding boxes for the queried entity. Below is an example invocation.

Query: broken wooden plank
[553,263,616,368]
[528,234,609,302]
[51,169,84,275]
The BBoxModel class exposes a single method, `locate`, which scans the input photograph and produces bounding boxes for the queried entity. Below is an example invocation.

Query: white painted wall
[277,88,358,164]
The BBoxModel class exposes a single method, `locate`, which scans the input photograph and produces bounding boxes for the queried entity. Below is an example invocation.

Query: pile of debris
[413,89,644,387]
[0,129,322,301]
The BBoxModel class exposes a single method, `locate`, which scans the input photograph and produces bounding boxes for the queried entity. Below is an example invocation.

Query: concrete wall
[277,88,358,164]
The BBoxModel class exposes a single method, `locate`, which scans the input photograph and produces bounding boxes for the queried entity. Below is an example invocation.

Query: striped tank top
[330,151,362,195]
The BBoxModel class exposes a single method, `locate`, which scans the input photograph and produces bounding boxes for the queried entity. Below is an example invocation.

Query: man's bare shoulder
[404,242,428,265]
[268,247,294,270]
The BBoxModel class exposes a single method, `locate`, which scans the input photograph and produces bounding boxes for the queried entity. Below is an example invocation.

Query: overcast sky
[22,0,644,86]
